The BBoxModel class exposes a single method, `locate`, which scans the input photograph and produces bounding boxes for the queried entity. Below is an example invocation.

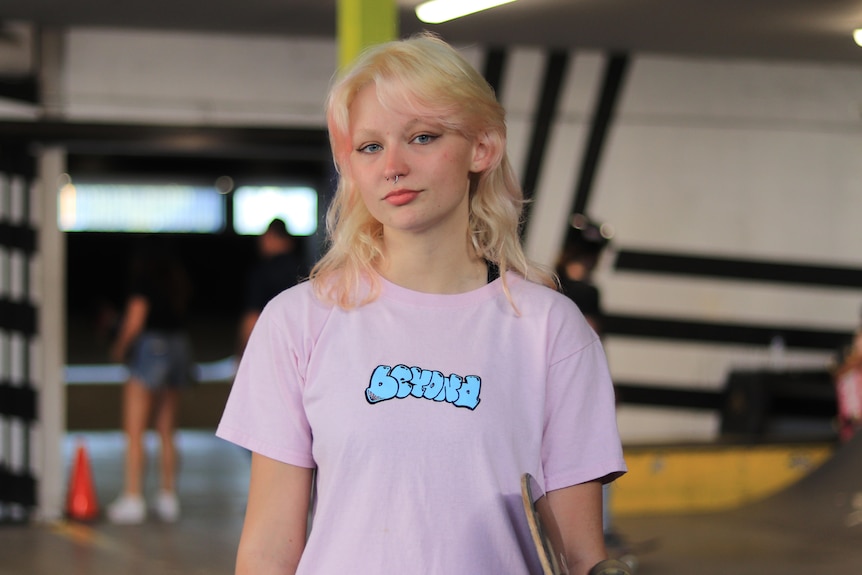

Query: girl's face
[346,82,490,238]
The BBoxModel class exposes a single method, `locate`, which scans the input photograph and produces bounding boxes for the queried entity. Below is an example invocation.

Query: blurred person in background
[106,236,196,524]
[834,307,862,443]
[236,218,308,358]
[556,213,612,336]
[556,214,625,550]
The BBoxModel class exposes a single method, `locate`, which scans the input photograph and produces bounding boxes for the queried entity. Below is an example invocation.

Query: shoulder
[254,281,335,337]
[508,274,598,345]
[262,280,330,318]
[247,281,337,352]
[508,273,581,313]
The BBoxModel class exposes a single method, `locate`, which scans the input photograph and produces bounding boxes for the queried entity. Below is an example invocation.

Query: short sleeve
[216,294,316,468]
[541,323,626,492]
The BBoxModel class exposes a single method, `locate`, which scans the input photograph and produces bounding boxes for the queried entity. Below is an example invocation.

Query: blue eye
[413,134,437,145]
[359,143,382,153]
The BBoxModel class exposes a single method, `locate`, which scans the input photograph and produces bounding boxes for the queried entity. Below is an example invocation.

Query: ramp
[734,432,862,540]
[616,435,862,574]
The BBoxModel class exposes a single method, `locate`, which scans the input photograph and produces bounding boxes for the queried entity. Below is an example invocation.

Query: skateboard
[521,473,567,575]
[522,473,649,575]
[608,543,638,573]
[605,533,658,573]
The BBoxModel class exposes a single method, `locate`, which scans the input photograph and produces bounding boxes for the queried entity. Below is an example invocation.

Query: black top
[243,251,308,312]
[127,241,191,332]
[559,278,602,334]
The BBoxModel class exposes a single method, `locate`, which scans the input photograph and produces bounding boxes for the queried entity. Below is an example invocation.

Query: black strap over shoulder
[486,260,500,283]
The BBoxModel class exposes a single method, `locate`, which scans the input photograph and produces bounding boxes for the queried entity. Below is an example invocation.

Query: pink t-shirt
[217,272,626,574]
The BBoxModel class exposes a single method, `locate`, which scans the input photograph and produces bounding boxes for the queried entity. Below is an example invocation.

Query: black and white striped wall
[483,46,862,443]
[0,147,38,523]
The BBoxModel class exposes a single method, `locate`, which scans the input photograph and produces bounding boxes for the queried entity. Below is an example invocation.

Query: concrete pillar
[34,148,67,521]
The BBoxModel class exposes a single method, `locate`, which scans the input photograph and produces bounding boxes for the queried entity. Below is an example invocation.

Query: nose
[382,146,409,183]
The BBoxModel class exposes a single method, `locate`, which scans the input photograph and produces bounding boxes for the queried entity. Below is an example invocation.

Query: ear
[470,131,498,173]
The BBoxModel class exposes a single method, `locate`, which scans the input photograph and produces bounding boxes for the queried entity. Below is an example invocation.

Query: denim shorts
[127,331,196,390]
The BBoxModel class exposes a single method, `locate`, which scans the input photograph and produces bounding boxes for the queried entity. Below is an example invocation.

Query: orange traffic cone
[66,440,99,521]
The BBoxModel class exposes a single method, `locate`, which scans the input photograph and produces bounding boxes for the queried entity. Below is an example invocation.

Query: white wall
[62,29,336,126]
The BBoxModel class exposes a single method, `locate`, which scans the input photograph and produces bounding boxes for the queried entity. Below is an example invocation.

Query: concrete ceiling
[1,0,861,64]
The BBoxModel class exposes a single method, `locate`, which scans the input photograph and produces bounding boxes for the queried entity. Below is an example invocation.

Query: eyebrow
[352,117,440,140]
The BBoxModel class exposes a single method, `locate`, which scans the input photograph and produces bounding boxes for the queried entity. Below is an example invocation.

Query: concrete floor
[1,431,247,575]
[2,430,861,574]
[619,511,862,575]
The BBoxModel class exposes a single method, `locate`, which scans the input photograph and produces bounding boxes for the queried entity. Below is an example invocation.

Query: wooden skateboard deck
[521,473,566,575]
[522,473,649,574]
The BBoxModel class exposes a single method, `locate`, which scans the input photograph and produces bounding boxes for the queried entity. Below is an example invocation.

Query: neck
[377,232,487,294]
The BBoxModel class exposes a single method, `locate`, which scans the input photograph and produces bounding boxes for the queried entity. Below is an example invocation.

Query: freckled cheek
[357,187,378,211]
[347,162,379,191]
[440,147,472,173]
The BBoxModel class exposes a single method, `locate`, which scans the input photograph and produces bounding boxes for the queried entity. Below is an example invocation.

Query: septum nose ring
[387,175,400,184]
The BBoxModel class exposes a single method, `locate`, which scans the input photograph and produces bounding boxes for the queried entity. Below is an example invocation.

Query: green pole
[337,0,399,69]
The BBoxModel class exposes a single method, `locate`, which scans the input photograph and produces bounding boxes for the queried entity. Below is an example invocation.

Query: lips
[384,189,420,206]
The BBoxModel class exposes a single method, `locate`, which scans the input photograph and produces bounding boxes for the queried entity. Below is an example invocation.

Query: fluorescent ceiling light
[415,0,517,24]
[854,28,862,47]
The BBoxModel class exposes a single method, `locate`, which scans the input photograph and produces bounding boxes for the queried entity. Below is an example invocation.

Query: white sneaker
[154,490,180,523]
[107,494,146,524]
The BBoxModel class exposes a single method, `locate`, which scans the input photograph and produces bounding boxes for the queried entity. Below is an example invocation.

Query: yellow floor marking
[49,520,125,552]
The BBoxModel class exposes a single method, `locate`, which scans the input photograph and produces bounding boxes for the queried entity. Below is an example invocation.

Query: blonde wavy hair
[310,33,555,309]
